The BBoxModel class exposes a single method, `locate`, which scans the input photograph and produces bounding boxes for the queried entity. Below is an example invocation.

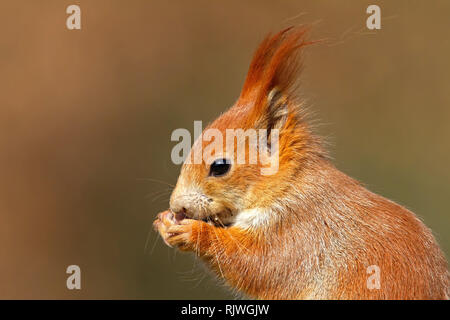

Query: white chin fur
[231,208,274,229]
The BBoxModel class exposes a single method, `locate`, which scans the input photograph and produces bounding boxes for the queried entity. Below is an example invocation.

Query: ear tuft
[239,26,316,128]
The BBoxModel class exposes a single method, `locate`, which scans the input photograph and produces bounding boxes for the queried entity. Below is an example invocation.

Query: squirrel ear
[255,88,289,147]
[238,26,314,131]
[263,88,289,132]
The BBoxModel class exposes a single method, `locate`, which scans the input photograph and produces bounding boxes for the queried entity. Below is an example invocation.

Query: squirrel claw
[154,211,197,250]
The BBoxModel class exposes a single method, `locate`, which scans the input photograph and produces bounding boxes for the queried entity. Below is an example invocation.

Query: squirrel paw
[153,210,198,251]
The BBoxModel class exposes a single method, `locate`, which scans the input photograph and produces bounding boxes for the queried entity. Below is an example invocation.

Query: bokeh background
[0,0,449,299]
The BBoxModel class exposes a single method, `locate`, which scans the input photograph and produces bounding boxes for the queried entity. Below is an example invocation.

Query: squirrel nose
[170,197,190,218]
[170,205,187,222]
[171,205,186,216]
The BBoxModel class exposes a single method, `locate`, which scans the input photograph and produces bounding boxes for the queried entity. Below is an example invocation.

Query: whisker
[137,177,175,188]
[146,229,160,256]
[145,188,172,199]
[151,192,172,203]
[144,217,163,256]
[209,218,225,280]
[191,272,206,289]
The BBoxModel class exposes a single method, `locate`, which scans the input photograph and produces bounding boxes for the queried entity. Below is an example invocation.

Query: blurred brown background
[0,0,449,299]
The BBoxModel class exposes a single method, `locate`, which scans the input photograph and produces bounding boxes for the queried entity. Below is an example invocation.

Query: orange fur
[154,27,449,299]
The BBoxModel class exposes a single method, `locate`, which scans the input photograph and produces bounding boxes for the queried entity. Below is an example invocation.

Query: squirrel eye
[209,158,231,177]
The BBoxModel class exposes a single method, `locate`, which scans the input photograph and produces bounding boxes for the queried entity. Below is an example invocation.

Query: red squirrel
[154,27,449,299]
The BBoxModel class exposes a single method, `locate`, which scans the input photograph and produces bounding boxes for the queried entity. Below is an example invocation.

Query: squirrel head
[170,27,323,228]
